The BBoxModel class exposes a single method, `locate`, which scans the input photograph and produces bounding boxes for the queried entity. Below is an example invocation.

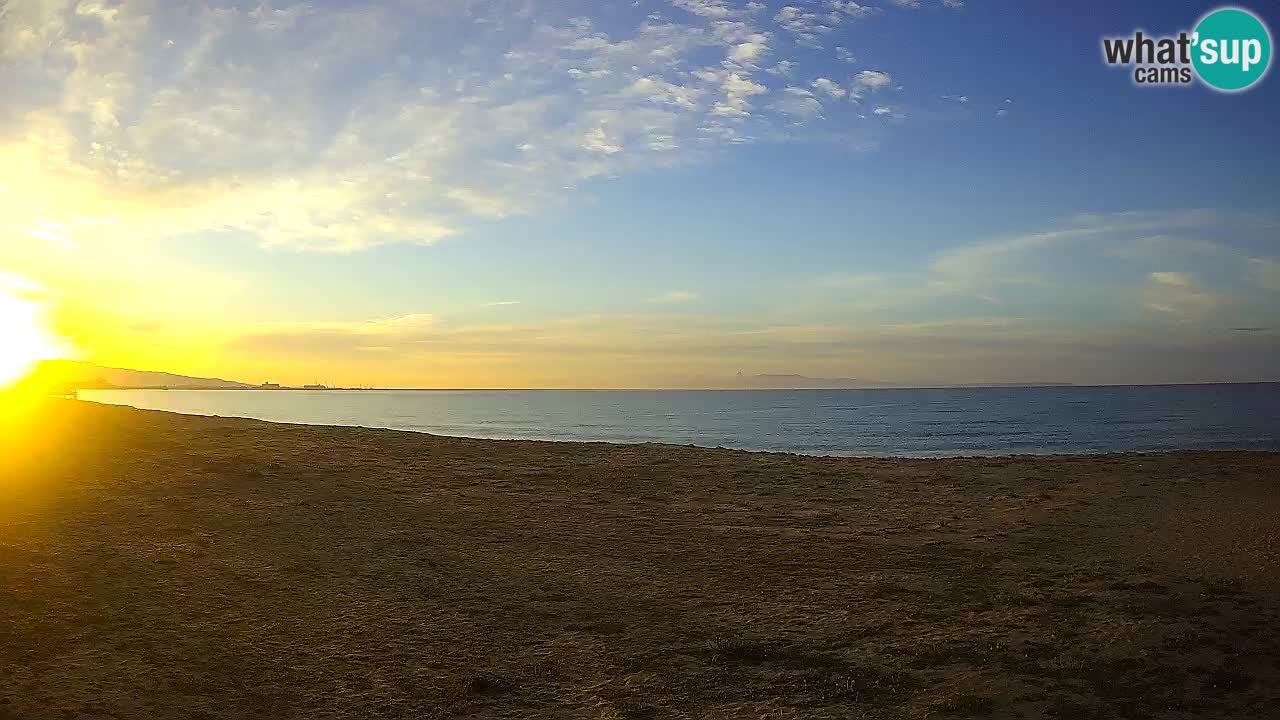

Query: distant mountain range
[713,374,895,389]
[24,362,1078,391]
[698,374,1076,390]
[29,360,252,390]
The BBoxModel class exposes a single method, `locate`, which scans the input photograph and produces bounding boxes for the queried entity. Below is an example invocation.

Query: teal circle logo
[1192,7,1272,92]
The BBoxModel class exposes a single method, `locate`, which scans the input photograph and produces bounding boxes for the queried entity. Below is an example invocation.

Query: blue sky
[1,0,1277,387]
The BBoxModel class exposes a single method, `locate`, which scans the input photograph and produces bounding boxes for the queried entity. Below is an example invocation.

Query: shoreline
[73,396,1280,459]
[3,400,1278,718]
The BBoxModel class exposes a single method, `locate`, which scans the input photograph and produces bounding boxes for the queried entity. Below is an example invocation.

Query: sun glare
[0,288,64,388]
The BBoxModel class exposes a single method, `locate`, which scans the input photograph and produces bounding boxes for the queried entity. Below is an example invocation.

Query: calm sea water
[79,385,1280,457]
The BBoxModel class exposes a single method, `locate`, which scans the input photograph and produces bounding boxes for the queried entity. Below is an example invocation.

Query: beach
[2,399,1278,719]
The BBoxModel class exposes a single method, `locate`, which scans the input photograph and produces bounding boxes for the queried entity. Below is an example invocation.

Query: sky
[1,0,1278,388]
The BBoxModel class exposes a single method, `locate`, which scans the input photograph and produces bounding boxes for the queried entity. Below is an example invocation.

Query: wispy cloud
[1145,272,1225,321]
[927,210,1231,284]
[222,303,1280,387]
[0,270,45,297]
[0,0,971,254]
[814,210,1279,334]
[235,314,436,354]
[892,0,965,8]
[144,206,1278,387]
[1249,258,1280,290]
[649,290,702,303]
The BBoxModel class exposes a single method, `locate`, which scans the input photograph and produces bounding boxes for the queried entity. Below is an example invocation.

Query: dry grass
[1,399,1278,718]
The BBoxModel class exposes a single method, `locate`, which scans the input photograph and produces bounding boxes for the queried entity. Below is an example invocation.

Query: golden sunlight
[0,283,65,387]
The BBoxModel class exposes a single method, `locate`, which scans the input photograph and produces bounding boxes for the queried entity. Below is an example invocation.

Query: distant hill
[947,382,1075,388]
[689,374,1077,390]
[28,360,252,390]
[710,374,895,389]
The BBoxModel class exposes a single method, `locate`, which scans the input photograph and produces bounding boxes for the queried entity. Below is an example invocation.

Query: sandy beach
[2,399,1278,719]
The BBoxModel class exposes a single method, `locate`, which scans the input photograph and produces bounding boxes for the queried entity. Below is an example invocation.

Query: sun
[0,288,64,388]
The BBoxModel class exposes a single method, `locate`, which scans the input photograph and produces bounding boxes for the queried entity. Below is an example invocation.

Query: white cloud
[892,0,964,7]
[0,0,921,254]
[626,77,703,110]
[812,78,847,98]
[1149,271,1195,287]
[853,70,894,92]
[767,60,797,76]
[727,34,770,63]
[773,6,831,46]
[828,1,877,19]
[710,72,769,117]
[772,87,825,120]
[671,0,736,19]
[649,134,679,151]
[582,126,623,155]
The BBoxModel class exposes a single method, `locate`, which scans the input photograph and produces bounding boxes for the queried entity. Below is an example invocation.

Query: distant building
[259,382,282,389]
[303,384,328,390]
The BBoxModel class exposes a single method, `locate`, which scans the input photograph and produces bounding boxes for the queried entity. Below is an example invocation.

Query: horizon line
[84,381,1280,392]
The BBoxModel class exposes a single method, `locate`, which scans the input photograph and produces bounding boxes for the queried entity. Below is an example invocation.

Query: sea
[78,384,1280,457]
